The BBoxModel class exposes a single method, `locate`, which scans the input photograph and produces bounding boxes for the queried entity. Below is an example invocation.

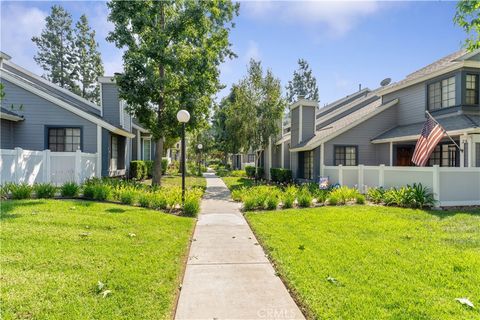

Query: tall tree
[32,5,78,91]
[286,58,319,103]
[74,14,104,104]
[454,0,480,51]
[107,0,239,185]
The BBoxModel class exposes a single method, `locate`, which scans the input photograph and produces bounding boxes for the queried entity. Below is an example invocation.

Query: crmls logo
[257,307,298,319]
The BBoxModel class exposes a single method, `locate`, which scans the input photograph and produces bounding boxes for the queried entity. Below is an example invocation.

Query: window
[48,128,81,152]
[111,135,118,171]
[466,74,479,105]
[143,139,151,160]
[428,76,456,110]
[428,143,459,167]
[247,154,255,163]
[334,146,357,166]
[303,151,313,180]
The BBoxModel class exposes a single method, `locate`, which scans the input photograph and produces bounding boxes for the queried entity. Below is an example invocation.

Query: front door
[396,146,414,166]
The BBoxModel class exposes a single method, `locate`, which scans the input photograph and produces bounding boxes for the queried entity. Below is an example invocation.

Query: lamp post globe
[197,143,203,150]
[177,109,190,210]
[177,110,190,123]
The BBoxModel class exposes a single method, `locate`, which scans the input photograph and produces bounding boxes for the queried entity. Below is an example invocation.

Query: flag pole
[425,110,463,152]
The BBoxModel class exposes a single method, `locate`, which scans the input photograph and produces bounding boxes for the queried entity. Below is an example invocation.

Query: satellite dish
[380,78,391,87]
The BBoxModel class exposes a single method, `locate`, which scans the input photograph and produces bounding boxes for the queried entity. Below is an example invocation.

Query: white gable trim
[2,59,102,112]
[1,71,134,138]
[0,111,23,122]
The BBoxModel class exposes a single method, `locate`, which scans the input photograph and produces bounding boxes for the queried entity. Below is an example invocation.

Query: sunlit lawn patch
[1,199,195,319]
[246,206,480,319]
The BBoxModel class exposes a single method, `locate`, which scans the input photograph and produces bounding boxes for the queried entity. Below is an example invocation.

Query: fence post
[338,165,343,185]
[358,165,364,193]
[432,165,440,205]
[14,147,22,183]
[75,149,81,184]
[379,164,385,187]
[45,150,51,183]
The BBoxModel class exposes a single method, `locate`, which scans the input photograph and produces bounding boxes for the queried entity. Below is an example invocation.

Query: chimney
[359,84,362,91]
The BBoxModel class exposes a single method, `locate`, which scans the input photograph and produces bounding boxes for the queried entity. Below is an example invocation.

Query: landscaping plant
[34,183,57,199]
[9,183,33,200]
[60,182,80,197]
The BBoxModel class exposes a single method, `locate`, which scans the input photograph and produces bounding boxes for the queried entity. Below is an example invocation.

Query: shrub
[282,185,298,209]
[230,170,246,177]
[34,183,57,199]
[138,193,153,208]
[167,160,180,175]
[82,183,95,199]
[265,196,279,210]
[297,188,313,208]
[328,186,360,205]
[182,190,202,217]
[255,167,264,179]
[231,188,244,202]
[130,161,147,180]
[328,195,338,206]
[383,184,435,208]
[355,194,366,204]
[270,168,293,184]
[61,182,79,197]
[151,193,168,210]
[409,183,435,208]
[243,196,256,211]
[118,187,137,205]
[9,183,33,200]
[0,184,10,199]
[216,168,230,177]
[93,184,111,201]
[245,166,256,178]
[145,160,154,178]
[366,187,385,204]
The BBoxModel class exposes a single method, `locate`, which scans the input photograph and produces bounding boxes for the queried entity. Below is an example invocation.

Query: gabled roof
[378,49,480,95]
[372,114,480,143]
[316,88,370,119]
[290,98,399,152]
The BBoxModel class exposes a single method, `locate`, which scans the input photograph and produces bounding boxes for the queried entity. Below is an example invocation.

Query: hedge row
[270,168,292,183]
[130,159,168,180]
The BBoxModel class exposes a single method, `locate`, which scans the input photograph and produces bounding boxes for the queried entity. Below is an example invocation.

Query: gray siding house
[263,49,480,181]
[0,52,158,177]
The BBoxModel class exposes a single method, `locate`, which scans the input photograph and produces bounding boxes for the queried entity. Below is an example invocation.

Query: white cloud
[245,40,261,62]
[0,3,47,73]
[242,1,380,37]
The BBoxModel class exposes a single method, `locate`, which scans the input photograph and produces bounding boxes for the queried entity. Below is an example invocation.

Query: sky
[0,1,467,106]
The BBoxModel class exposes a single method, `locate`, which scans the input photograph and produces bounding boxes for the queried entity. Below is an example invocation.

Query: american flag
[411,115,445,166]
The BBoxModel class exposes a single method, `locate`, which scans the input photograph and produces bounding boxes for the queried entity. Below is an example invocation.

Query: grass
[143,175,206,190]
[1,199,195,319]
[246,206,480,319]
[221,176,258,191]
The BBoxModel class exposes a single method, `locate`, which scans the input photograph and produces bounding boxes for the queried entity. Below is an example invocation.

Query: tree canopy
[107,0,238,185]
[454,0,480,51]
[286,58,319,103]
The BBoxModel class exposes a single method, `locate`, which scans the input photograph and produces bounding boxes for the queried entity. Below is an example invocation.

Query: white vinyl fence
[1,148,98,185]
[323,164,480,207]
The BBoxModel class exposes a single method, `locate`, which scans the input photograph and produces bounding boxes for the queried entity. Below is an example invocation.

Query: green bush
[161,159,168,175]
[182,189,202,217]
[270,168,292,184]
[82,183,95,199]
[167,160,180,175]
[34,183,57,198]
[151,193,168,210]
[366,187,385,204]
[328,186,360,205]
[9,183,33,200]
[138,192,153,208]
[145,160,154,178]
[328,195,338,206]
[118,187,137,205]
[382,184,435,209]
[230,170,246,177]
[216,168,230,177]
[0,184,10,199]
[243,196,256,211]
[265,196,279,210]
[297,187,313,208]
[130,161,147,180]
[409,183,435,208]
[282,185,298,209]
[255,167,264,179]
[356,194,366,204]
[245,166,256,178]
[60,182,79,197]
[93,184,111,201]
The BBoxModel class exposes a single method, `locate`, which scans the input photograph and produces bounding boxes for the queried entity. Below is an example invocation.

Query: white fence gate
[323,164,480,207]
[1,148,98,185]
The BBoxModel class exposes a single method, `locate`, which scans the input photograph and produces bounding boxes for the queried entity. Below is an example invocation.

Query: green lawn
[144,175,206,190]
[1,199,195,319]
[246,206,480,319]
[221,176,257,190]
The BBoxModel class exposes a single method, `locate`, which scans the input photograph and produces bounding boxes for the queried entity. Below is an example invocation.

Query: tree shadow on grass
[105,208,126,213]
[0,200,45,219]
[424,208,480,219]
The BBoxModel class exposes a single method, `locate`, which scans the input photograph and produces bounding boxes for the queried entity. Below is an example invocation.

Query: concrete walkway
[175,173,304,320]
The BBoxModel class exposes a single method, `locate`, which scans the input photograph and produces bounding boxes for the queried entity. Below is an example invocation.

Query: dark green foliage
[286,58,319,103]
[297,188,313,208]
[256,167,265,179]
[60,182,79,197]
[9,184,33,200]
[34,183,57,199]
[130,161,147,180]
[245,166,256,178]
[366,187,385,204]
[454,0,480,51]
[369,184,435,209]
[270,168,292,184]
[265,196,279,210]
[161,159,168,175]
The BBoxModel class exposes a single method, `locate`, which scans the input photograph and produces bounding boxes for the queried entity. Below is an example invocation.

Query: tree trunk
[152,137,164,186]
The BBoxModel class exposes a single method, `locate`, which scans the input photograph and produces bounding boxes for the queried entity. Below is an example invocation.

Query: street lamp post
[177,110,190,208]
[197,143,203,176]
